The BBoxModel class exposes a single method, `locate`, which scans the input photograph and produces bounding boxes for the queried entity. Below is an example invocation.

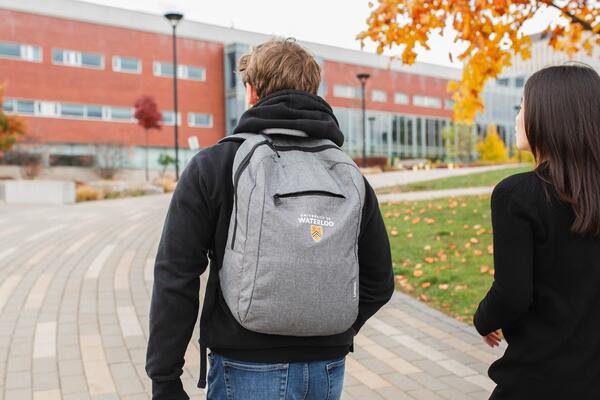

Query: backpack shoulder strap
[218,133,255,144]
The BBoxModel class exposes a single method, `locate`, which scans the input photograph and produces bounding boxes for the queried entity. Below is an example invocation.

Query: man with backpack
[146,38,395,400]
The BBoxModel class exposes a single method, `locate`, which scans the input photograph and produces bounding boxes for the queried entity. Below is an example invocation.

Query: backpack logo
[311,225,323,242]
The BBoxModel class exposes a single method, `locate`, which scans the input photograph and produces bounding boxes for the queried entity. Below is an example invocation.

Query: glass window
[444,99,455,110]
[186,66,205,81]
[61,103,85,118]
[154,62,174,77]
[515,76,525,88]
[413,95,442,108]
[52,48,63,63]
[161,111,181,126]
[0,42,42,62]
[53,48,103,69]
[81,52,103,68]
[497,78,509,87]
[333,85,359,99]
[113,56,141,73]
[38,101,58,117]
[0,42,21,58]
[16,100,35,114]
[2,98,14,113]
[372,90,387,102]
[394,92,409,105]
[407,119,413,146]
[188,112,213,128]
[86,105,103,119]
[109,107,132,121]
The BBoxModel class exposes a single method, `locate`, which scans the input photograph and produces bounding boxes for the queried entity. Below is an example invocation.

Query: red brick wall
[0,9,225,149]
[323,60,453,118]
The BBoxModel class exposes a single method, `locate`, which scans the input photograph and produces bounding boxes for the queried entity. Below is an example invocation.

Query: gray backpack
[219,129,365,336]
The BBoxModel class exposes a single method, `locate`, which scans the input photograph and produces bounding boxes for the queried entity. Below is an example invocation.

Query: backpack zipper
[273,190,345,206]
[230,141,339,250]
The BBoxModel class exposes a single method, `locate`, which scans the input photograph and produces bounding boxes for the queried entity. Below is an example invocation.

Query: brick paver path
[0,194,504,400]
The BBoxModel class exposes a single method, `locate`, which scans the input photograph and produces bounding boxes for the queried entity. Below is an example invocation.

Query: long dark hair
[524,64,600,236]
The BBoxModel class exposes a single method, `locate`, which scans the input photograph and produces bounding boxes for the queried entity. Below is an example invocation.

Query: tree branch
[548,1,597,34]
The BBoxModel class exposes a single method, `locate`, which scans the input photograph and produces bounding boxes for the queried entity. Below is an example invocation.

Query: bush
[76,185,104,202]
[476,124,508,162]
[154,177,176,193]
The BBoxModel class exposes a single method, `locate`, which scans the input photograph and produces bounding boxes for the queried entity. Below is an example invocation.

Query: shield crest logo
[310,225,323,242]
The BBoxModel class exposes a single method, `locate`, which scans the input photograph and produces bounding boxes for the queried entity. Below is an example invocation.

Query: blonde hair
[237,38,321,99]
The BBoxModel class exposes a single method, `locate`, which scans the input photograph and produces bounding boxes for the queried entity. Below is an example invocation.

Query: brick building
[0,0,514,171]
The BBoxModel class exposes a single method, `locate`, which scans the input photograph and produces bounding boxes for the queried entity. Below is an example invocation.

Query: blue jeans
[206,352,346,400]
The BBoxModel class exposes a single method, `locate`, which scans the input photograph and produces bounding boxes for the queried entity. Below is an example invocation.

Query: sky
[81,0,561,68]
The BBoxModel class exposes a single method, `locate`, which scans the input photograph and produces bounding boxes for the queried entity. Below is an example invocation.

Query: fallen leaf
[438,283,449,290]
[421,282,431,288]
[413,269,424,277]
[480,265,490,273]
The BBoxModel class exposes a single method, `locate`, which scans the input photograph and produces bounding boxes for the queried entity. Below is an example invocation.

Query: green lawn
[381,195,495,323]
[377,165,532,194]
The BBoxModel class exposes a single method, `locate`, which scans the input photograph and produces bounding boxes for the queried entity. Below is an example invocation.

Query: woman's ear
[245,83,259,107]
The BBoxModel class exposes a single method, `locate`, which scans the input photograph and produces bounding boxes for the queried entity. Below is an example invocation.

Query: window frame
[112,55,142,74]
[52,48,104,70]
[188,112,213,128]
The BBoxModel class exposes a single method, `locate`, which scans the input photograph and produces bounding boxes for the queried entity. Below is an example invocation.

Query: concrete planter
[1,180,76,204]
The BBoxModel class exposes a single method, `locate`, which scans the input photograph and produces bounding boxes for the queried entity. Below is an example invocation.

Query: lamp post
[356,73,370,168]
[164,11,184,181]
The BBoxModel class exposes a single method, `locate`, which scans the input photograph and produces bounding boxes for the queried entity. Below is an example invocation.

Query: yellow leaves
[477,124,509,162]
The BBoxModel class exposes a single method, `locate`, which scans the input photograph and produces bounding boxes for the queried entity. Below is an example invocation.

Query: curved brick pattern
[0,194,505,399]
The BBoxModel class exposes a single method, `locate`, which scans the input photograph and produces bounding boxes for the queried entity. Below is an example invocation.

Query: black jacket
[145,90,395,399]
[474,171,600,399]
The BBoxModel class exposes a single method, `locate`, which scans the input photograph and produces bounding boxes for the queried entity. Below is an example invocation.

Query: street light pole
[356,73,370,168]
[164,12,184,181]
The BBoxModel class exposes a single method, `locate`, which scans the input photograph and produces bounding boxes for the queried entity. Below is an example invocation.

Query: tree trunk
[145,128,149,182]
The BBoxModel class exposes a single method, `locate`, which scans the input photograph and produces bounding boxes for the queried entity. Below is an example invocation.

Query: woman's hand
[482,330,502,347]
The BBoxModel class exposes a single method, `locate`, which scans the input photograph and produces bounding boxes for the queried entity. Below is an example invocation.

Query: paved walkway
[378,187,494,203]
[365,164,522,191]
[0,195,504,400]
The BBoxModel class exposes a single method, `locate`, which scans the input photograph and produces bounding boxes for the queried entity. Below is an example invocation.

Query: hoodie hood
[232,89,345,147]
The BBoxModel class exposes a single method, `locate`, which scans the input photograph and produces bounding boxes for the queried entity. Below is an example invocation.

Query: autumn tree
[0,85,26,155]
[134,95,162,181]
[358,1,600,123]
[477,124,509,162]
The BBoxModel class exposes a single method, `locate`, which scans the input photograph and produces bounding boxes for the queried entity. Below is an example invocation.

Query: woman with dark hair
[474,64,600,399]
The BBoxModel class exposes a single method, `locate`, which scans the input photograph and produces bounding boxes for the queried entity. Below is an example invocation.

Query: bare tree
[94,142,128,180]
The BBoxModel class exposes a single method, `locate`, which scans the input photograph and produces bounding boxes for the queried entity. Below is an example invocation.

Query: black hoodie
[145,90,395,399]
